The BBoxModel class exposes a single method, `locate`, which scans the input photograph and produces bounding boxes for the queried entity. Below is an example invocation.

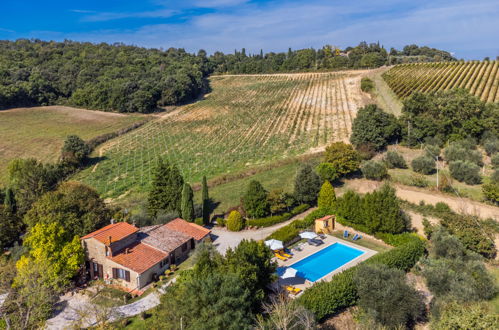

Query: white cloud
[79,9,176,22]
[29,0,499,59]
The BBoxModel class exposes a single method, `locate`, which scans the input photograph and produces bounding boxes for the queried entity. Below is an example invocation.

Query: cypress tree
[318,181,336,210]
[294,164,321,204]
[242,180,269,218]
[181,183,194,222]
[4,187,16,213]
[147,159,184,217]
[201,176,210,224]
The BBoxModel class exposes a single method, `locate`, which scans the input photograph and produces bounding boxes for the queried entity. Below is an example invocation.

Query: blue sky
[0,0,498,59]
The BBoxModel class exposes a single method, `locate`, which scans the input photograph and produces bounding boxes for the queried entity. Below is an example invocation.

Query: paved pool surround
[277,235,377,290]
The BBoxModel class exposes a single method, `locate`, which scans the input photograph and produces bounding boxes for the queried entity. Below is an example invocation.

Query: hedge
[246,204,310,228]
[265,207,332,244]
[374,232,422,247]
[297,238,425,320]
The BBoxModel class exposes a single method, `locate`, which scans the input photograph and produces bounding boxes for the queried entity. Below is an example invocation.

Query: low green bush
[361,160,388,180]
[360,77,374,92]
[266,225,299,244]
[246,204,310,227]
[448,160,481,184]
[411,156,436,175]
[384,151,407,169]
[298,238,425,320]
[491,153,499,169]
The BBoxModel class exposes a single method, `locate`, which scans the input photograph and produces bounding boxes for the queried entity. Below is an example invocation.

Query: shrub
[482,137,499,155]
[298,238,425,320]
[411,156,436,175]
[410,173,429,187]
[360,77,374,92]
[482,182,499,204]
[226,210,244,231]
[448,160,481,184]
[492,169,499,183]
[266,224,299,244]
[318,181,336,210]
[424,144,441,159]
[356,143,377,160]
[444,143,483,166]
[384,151,407,169]
[354,264,425,328]
[431,302,499,330]
[360,160,387,180]
[492,153,499,169]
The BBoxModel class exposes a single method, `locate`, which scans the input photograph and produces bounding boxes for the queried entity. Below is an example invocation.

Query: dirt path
[343,179,498,220]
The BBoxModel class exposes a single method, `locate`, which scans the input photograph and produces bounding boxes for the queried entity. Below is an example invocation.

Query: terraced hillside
[382,61,499,102]
[76,71,369,199]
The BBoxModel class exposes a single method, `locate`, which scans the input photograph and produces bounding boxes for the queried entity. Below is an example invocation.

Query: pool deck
[276,235,377,292]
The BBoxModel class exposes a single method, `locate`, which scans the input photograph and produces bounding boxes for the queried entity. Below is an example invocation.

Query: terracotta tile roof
[108,242,167,274]
[139,224,191,253]
[164,218,211,241]
[315,215,334,222]
[81,222,138,245]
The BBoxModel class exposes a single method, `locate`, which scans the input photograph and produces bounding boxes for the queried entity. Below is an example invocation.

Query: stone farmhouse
[81,218,211,290]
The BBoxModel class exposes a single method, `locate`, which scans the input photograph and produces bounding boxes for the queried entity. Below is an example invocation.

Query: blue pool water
[288,243,364,282]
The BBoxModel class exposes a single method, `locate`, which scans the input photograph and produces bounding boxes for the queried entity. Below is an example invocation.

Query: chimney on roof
[108,236,112,245]
[126,248,130,254]
[110,218,115,224]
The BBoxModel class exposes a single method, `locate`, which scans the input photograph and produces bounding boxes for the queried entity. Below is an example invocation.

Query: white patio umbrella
[265,239,284,250]
[299,231,318,239]
[280,267,297,279]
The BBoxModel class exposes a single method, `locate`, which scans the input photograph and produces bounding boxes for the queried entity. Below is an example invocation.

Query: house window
[113,268,131,282]
[93,262,98,273]
[181,242,187,252]
[160,258,169,268]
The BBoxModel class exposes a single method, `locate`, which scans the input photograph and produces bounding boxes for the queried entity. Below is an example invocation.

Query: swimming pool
[289,242,365,282]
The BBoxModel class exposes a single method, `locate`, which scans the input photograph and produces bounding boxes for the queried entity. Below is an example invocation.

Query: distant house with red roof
[81,218,211,290]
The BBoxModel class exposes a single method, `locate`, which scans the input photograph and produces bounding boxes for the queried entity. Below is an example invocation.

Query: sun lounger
[293,245,303,252]
[352,234,358,240]
[274,252,287,261]
[307,238,323,246]
[319,234,327,240]
[343,230,349,238]
[285,285,302,295]
[279,250,292,258]
[353,234,361,241]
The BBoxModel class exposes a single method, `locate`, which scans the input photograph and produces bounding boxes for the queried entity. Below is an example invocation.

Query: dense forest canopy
[0,40,455,113]
[0,40,210,113]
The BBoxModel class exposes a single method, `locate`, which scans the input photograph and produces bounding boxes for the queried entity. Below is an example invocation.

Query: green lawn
[194,158,320,214]
[0,106,145,183]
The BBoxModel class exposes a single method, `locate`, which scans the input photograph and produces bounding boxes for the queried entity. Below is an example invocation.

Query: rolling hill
[75,71,371,199]
[0,106,146,183]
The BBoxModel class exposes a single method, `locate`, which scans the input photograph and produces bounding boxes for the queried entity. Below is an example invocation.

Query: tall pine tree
[294,164,321,204]
[201,176,210,224]
[4,187,16,213]
[181,183,194,222]
[147,159,184,217]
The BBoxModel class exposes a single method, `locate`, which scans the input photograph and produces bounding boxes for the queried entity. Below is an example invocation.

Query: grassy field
[76,71,370,200]
[0,106,146,183]
[383,61,499,102]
